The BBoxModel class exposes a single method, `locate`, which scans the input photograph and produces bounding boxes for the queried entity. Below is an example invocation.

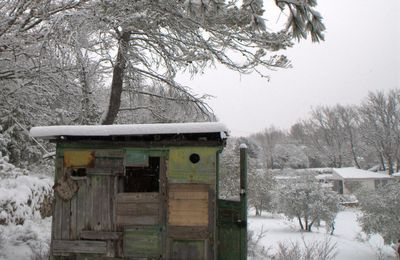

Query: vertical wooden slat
[112,176,118,230]
[102,176,111,231]
[76,179,87,236]
[92,176,102,231]
[208,188,215,260]
[53,196,62,240]
[86,176,93,230]
[61,199,71,240]
[160,157,167,259]
[70,191,77,239]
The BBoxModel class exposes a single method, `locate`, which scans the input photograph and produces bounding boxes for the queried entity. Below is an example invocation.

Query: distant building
[331,167,392,195]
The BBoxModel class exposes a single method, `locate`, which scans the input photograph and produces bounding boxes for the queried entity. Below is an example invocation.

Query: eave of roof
[30,122,229,140]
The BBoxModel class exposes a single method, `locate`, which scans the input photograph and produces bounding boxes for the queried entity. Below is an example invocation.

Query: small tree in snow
[358,181,400,244]
[248,169,276,215]
[274,176,340,232]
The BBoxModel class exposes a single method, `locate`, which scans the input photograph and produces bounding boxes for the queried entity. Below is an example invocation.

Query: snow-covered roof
[315,174,333,180]
[392,172,400,177]
[332,167,392,180]
[30,122,229,140]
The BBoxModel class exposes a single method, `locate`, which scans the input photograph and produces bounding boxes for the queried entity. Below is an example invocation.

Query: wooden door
[117,152,167,259]
[217,199,244,260]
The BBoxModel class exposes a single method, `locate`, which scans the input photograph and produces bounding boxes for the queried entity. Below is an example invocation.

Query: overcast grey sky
[179,0,400,136]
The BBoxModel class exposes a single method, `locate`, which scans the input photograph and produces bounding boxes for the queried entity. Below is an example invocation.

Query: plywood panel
[168,147,218,184]
[168,184,209,227]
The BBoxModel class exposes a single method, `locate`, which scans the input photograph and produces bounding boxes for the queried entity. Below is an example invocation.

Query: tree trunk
[379,152,386,171]
[349,131,361,169]
[75,47,91,124]
[298,216,304,230]
[100,31,131,125]
[387,157,394,175]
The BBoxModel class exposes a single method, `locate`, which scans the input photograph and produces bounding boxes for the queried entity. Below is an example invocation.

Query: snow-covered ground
[0,209,397,259]
[0,217,51,260]
[249,209,397,260]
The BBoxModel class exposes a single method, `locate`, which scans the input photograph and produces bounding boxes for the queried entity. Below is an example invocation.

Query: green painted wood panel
[123,226,161,258]
[217,199,243,260]
[168,147,218,184]
[171,240,205,260]
[124,149,149,167]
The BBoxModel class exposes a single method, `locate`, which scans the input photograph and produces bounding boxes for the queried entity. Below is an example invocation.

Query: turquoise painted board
[124,149,149,167]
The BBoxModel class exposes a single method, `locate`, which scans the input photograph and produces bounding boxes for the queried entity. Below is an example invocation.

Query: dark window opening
[124,157,160,192]
[189,153,200,164]
[71,168,87,177]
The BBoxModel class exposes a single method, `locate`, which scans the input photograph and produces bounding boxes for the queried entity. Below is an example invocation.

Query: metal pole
[239,143,248,260]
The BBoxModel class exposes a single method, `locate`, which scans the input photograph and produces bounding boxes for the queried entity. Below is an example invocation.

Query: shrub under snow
[0,152,53,225]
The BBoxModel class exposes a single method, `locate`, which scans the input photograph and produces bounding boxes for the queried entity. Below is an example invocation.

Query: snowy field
[249,209,397,260]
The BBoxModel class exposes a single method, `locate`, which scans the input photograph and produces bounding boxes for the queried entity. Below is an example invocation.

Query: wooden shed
[30,122,247,260]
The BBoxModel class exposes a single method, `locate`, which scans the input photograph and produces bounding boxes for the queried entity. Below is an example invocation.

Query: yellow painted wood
[64,150,95,168]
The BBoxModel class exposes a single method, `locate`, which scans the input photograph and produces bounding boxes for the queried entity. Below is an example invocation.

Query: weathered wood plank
[70,191,78,239]
[159,157,167,259]
[117,215,158,226]
[123,226,160,258]
[91,176,102,231]
[94,158,124,169]
[61,199,71,239]
[76,179,87,235]
[168,184,209,227]
[53,240,107,254]
[208,188,215,260]
[168,226,209,239]
[86,176,93,230]
[80,231,122,240]
[116,193,158,203]
[170,239,205,260]
[94,149,124,158]
[116,203,159,216]
[112,176,118,231]
[86,170,123,176]
[169,183,209,192]
[102,176,112,231]
[53,195,62,240]
[116,192,159,226]
[169,200,208,210]
[169,191,209,200]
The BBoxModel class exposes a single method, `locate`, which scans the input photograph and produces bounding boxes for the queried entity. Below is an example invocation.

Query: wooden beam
[52,240,107,254]
[80,231,122,240]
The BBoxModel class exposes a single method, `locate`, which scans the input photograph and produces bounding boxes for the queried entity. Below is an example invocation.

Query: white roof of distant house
[30,122,229,139]
[315,174,333,180]
[332,167,392,180]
